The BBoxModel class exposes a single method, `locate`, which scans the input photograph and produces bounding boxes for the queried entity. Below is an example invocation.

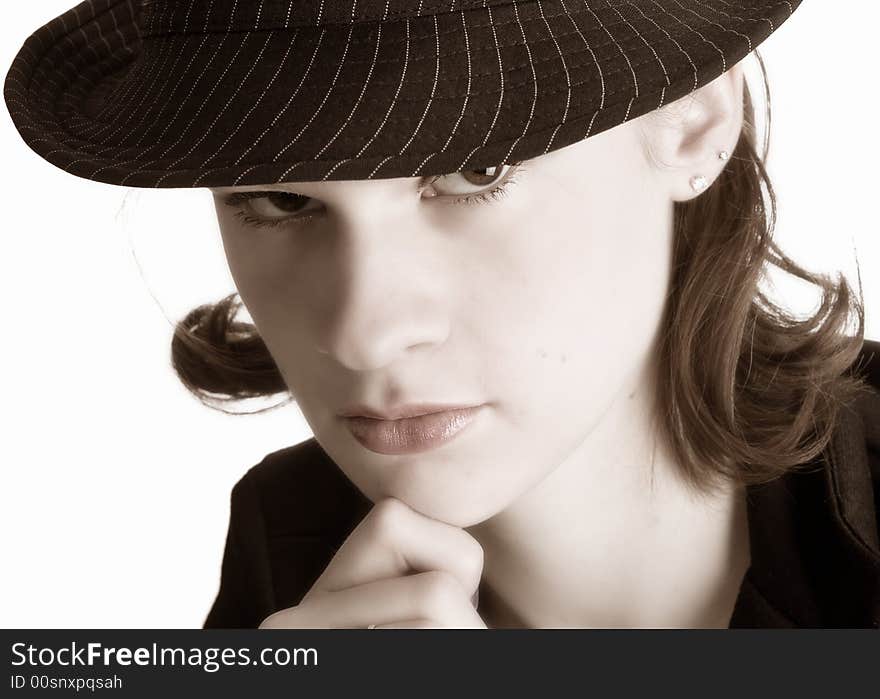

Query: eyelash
[222,161,525,230]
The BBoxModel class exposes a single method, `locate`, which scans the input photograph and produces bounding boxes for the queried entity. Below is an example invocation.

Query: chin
[379,461,521,528]
[325,425,528,526]
[391,496,504,529]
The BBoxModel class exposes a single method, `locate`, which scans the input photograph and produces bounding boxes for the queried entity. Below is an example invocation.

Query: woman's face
[211,116,674,527]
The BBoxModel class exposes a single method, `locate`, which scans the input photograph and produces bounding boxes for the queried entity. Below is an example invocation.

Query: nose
[312,211,452,372]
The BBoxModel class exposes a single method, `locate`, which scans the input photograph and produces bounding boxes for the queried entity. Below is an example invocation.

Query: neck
[466,360,751,628]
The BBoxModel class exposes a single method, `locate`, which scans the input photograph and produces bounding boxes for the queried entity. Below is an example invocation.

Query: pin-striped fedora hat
[4,0,801,189]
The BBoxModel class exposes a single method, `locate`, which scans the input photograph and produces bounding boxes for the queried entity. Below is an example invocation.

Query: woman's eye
[428,164,514,198]
[244,191,309,219]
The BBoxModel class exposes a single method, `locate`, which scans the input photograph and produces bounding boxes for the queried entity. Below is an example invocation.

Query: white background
[1,2,878,628]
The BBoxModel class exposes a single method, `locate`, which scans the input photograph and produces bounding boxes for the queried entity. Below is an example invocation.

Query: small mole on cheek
[561,353,568,364]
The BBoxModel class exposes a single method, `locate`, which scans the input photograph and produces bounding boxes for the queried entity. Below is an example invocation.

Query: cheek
[472,171,672,431]
[216,216,315,376]
[217,215,266,301]
[219,222,291,304]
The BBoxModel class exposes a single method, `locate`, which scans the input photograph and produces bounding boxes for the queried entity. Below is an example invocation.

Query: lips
[343,405,483,455]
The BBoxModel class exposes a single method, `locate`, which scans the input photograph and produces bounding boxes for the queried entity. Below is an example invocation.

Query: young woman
[6,0,879,628]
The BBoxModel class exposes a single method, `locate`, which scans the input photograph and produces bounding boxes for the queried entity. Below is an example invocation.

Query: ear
[641,62,745,203]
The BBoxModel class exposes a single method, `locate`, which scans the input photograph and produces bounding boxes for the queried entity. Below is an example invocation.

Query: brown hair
[170,53,868,496]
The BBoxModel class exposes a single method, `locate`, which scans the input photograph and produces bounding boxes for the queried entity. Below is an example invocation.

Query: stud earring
[718,150,730,161]
[690,175,708,193]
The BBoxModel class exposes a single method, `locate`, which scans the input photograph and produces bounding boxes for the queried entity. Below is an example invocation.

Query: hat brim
[4,0,800,188]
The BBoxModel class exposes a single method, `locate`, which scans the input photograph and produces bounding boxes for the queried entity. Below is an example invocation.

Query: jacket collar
[730,389,880,627]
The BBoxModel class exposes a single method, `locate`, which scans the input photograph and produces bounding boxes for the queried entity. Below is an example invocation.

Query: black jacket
[204,341,880,628]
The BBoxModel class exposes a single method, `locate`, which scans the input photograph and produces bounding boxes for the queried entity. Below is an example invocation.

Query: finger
[305,497,483,605]
[264,570,487,629]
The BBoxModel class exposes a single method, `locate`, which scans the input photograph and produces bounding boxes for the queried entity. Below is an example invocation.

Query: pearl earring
[718,150,730,161]
[690,175,708,193]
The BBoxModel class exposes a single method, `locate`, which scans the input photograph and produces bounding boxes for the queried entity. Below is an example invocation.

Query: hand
[258,497,486,629]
